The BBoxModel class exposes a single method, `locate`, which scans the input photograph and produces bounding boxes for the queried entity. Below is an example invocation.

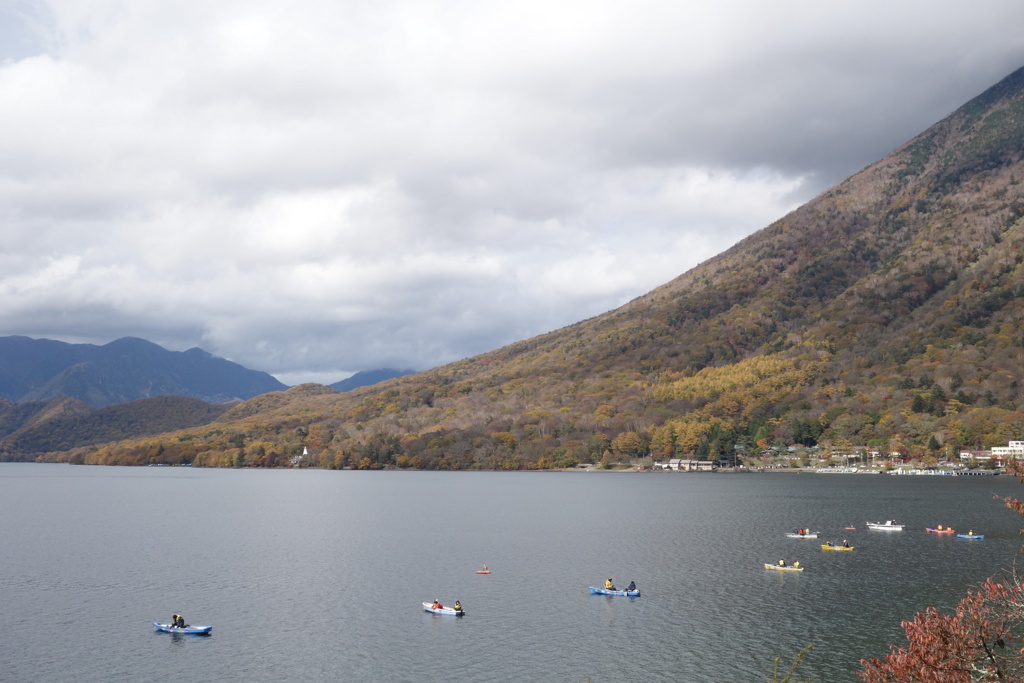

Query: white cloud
[1,0,1023,383]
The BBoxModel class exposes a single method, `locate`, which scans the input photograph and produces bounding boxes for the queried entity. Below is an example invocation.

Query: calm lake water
[2,464,1023,682]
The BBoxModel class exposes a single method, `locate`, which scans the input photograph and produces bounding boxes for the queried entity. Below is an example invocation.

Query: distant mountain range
[0,336,287,408]
[0,336,414,461]
[0,336,411,410]
[330,369,413,392]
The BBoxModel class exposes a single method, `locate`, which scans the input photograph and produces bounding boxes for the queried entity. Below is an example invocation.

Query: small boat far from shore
[154,622,212,635]
[423,602,465,616]
[764,563,804,572]
[589,586,640,597]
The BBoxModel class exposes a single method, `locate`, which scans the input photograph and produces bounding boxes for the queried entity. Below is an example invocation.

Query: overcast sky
[2,0,1024,385]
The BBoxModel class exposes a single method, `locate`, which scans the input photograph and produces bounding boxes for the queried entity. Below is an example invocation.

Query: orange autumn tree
[857,460,1024,681]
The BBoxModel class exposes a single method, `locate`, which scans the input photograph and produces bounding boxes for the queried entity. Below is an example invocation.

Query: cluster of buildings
[651,441,1024,471]
[959,440,1024,467]
[654,458,717,471]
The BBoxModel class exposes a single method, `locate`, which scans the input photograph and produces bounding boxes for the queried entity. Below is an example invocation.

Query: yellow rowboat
[821,544,854,551]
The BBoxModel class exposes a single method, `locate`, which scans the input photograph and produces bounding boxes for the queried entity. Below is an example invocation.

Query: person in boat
[453,601,462,612]
[779,559,786,567]
[794,561,800,568]
[431,600,443,610]
[605,578,616,590]
[482,564,488,571]
[627,581,636,592]
[842,539,850,548]
[826,540,834,547]
[171,614,179,628]
[176,615,186,628]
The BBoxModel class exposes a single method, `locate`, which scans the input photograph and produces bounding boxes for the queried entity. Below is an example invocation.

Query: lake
[2,464,1022,681]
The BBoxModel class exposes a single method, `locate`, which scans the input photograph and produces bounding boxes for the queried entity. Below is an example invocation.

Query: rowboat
[927,526,955,534]
[821,544,854,551]
[476,570,491,574]
[867,520,904,530]
[423,602,465,616]
[785,532,819,538]
[154,622,212,635]
[957,533,984,540]
[764,563,804,572]
[589,586,640,597]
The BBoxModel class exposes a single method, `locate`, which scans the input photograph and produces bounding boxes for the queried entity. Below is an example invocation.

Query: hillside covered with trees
[18,64,1024,469]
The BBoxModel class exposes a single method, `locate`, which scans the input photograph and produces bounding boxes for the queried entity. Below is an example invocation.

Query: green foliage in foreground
[769,645,816,682]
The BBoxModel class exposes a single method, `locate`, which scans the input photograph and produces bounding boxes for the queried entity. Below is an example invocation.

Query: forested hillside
[0,395,230,460]
[25,64,1024,468]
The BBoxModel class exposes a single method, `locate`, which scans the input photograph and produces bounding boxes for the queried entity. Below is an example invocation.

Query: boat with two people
[821,540,854,551]
[590,579,640,596]
[423,600,465,616]
[927,525,955,534]
[765,560,804,572]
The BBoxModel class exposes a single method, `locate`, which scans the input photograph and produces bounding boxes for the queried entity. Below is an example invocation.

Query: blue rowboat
[589,586,640,597]
[154,622,212,635]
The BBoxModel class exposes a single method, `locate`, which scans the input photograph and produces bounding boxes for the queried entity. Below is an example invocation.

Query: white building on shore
[991,441,1024,459]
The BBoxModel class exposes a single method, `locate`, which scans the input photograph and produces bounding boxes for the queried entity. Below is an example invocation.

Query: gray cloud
[2,0,1024,384]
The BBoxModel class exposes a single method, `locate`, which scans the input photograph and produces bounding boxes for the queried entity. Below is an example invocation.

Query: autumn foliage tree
[857,577,1024,681]
[856,460,1024,681]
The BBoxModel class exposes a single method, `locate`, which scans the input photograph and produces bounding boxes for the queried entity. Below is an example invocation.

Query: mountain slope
[33,64,1024,467]
[0,395,230,460]
[0,336,288,408]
